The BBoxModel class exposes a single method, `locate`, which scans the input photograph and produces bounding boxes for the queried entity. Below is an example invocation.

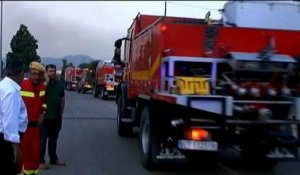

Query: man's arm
[2,92,21,143]
[60,84,65,115]
[61,96,65,115]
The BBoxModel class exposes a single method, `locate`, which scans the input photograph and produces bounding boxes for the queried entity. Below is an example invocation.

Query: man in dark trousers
[0,60,27,175]
[39,64,65,169]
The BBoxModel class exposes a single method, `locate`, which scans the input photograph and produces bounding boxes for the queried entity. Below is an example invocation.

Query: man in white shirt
[0,60,28,175]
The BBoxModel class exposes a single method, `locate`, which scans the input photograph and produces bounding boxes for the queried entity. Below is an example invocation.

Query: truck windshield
[86,72,94,83]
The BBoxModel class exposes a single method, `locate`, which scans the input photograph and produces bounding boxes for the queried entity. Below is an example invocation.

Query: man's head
[5,59,25,85]
[46,64,57,80]
[29,61,46,84]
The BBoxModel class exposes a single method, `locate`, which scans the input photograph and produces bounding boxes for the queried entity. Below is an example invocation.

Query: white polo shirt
[0,77,28,143]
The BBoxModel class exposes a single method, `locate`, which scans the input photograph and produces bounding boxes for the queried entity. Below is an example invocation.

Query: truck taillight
[249,87,260,97]
[185,128,209,141]
[161,25,167,32]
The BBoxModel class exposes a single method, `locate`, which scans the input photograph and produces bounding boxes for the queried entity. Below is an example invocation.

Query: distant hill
[41,55,97,70]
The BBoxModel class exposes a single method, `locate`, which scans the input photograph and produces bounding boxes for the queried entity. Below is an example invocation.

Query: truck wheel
[67,84,70,91]
[139,106,158,169]
[100,87,108,100]
[117,96,133,137]
[93,86,99,98]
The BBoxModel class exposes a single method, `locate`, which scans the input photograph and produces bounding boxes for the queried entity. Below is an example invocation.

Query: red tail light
[185,128,209,141]
[161,25,167,32]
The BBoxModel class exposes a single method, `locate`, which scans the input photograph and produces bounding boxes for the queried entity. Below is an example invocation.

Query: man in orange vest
[20,62,46,175]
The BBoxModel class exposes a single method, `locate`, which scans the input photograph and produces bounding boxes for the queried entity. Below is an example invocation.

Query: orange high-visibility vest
[20,79,46,122]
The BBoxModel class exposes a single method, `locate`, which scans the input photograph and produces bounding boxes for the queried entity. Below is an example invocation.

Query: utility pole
[164,1,167,16]
[0,0,3,79]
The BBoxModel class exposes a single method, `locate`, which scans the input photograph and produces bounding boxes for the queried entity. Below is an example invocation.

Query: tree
[60,59,68,81]
[67,63,75,68]
[6,24,40,71]
[78,60,98,70]
[78,62,89,69]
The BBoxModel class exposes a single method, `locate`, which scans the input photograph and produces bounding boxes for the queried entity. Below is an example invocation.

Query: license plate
[178,140,218,151]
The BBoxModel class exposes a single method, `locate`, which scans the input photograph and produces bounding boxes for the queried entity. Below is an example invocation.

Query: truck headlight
[268,89,277,96]
[282,87,291,95]
[250,87,260,97]
[237,87,247,96]
[259,108,273,120]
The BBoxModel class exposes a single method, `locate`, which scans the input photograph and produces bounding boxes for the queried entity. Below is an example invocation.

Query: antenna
[164,1,167,16]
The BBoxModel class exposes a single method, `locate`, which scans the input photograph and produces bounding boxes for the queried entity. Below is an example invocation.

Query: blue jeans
[39,118,62,164]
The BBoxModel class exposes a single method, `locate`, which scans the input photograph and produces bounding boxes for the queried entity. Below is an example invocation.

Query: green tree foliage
[67,63,75,68]
[6,24,40,71]
[78,60,98,70]
[78,62,89,69]
[60,59,68,81]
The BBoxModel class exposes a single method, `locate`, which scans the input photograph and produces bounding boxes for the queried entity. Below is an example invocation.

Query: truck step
[126,106,135,111]
[121,118,133,123]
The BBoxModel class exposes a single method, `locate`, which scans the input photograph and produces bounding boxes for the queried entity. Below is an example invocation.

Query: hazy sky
[2,1,226,60]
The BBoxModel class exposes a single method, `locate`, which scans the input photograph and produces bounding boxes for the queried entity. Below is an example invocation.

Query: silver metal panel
[229,52,295,63]
[190,100,223,115]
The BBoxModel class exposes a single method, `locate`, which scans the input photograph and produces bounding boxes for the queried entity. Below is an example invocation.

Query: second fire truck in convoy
[93,60,122,99]
[64,67,83,91]
[116,1,300,169]
[77,68,94,94]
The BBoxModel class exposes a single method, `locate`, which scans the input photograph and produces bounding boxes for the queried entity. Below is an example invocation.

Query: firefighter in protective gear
[20,61,47,175]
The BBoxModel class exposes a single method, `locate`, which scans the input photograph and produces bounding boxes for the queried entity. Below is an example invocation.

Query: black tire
[117,96,133,137]
[93,85,99,98]
[100,86,108,100]
[67,83,71,91]
[139,106,158,169]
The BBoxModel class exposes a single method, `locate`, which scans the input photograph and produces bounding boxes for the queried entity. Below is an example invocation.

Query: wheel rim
[117,100,120,128]
[101,88,105,98]
[142,120,150,154]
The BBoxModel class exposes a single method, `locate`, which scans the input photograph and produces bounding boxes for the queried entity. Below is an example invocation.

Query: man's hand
[12,143,20,163]
[43,73,50,86]
[38,113,45,126]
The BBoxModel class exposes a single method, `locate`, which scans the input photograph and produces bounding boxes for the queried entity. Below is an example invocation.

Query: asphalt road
[40,91,300,175]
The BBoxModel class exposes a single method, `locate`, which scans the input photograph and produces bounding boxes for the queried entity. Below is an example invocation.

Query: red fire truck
[64,67,83,91]
[116,1,300,169]
[93,60,121,99]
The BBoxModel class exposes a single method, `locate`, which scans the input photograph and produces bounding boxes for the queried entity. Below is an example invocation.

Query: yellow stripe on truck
[131,70,149,81]
[150,55,160,79]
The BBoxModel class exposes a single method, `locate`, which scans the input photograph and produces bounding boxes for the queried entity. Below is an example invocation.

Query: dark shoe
[50,159,66,166]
